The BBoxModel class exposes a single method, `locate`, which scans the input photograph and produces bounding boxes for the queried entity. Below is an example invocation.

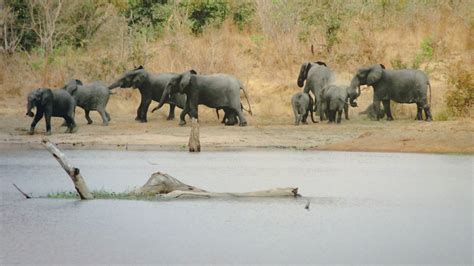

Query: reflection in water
[0,150,472,264]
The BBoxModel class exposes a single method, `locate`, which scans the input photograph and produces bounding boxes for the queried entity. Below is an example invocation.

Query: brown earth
[1,107,472,153]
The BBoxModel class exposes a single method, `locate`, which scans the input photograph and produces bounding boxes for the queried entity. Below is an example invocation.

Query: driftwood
[13,183,31,199]
[42,138,93,199]
[42,138,299,200]
[188,118,200,152]
[132,172,299,199]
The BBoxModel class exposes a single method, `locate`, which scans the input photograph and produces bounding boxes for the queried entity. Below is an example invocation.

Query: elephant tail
[428,81,432,106]
[241,85,253,116]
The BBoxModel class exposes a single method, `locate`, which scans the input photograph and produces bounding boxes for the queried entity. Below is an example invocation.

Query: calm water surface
[0,150,472,264]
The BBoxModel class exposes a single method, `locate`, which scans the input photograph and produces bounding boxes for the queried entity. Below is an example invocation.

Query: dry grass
[1,1,472,124]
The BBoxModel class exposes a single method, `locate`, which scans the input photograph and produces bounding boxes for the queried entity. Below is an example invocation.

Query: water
[0,150,472,264]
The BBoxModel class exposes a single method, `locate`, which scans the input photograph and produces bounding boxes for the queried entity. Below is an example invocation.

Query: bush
[232,1,255,31]
[445,62,474,117]
[182,0,229,34]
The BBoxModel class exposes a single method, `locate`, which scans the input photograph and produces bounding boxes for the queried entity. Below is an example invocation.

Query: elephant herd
[291,61,432,125]
[26,62,432,135]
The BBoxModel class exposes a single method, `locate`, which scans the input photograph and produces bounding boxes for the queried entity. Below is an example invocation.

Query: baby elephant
[291,92,317,125]
[359,103,385,120]
[62,79,111,125]
[321,85,360,124]
[26,88,77,135]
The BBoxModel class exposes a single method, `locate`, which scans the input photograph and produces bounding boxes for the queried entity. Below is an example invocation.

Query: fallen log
[42,138,93,200]
[132,172,299,199]
[42,139,299,200]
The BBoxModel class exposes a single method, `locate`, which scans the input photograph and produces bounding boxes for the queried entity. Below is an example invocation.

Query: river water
[0,150,472,264]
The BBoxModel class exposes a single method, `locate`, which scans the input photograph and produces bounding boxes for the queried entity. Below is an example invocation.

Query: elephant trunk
[26,99,35,117]
[108,80,120,90]
[297,64,307,88]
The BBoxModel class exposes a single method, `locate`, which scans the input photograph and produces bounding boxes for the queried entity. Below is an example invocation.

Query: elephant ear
[297,62,311,87]
[40,88,51,106]
[179,71,195,93]
[367,65,383,86]
[75,79,83,86]
[132,71,146,86]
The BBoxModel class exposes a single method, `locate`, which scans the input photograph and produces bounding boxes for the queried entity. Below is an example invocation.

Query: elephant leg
[135,103,142,121]
[344,103,349,120]
[44,114,52,135]
[301,109,308,124]
[105,111,111,122]
[97,108,109,125]
[415,103,423,120]
[139,98,151,123]
[64,115,77,133]
[179,105,190,126]
[167,104,176,120]
[85,110,93,124]
[382,100,393,120]
[423,104,432,121]
[29,110,44,135]
[337,109,342,124]
[293,108,299,126]
[234,107,247,127]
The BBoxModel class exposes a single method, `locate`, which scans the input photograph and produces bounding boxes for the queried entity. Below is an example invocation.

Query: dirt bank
[1,110,472,154]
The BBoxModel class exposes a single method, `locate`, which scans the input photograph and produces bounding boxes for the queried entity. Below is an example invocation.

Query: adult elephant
[26,88,77,135]
[154,70,252,127]
[350,64,432,121]
[108,66,186,122]
[297,61,334,121]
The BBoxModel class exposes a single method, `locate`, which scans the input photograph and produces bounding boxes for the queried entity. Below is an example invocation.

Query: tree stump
[188,118,200,152]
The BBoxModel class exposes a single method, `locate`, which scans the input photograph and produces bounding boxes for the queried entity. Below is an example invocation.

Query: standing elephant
[62,79,111,125]
[108,66,186,122]
[154,70,252,127]
[297,61,334,121]
[321,85,360,124]
[26,88,77,135]
[291,92,317,125]
[350,64,432,121]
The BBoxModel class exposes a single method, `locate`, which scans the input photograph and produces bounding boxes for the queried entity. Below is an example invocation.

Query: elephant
[291,92,317,125]
[321,85,360,124]
[297,61,334,121]
[26,88,77,135]
[108,66,186,122]
[62,79,111,125]
[215,103,248,126]
[359,102,386,120]
[350,64,432,121]
[154,70,253,127]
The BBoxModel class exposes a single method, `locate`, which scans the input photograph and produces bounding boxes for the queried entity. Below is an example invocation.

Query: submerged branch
[12,183,31,199]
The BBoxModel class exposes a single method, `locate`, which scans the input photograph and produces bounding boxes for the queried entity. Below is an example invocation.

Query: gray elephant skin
[297,61,334,121]
[350,64,432,121]
[62,79,111,125]
[321,85,360,124]
[359,102,385,120]
[155,70,252,127]
[26,88,77,135]
[108,66,186,122]
[291,92,317,125]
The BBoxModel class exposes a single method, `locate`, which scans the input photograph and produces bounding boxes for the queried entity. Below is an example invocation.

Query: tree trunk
[42,138,93,200]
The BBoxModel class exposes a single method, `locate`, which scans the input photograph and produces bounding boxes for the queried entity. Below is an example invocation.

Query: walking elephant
[62,79,111,125]
[154,70,252,127]
[321,85,360,124]
[108,66,186,122]
[350,64,432,121]
[26,88,77,135]
[291,92,317,125]
[297,61,334,121]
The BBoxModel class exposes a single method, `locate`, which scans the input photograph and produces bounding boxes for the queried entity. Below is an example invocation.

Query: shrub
[445,62,474,117]
[232,1,255,31]
[183,0,229,34]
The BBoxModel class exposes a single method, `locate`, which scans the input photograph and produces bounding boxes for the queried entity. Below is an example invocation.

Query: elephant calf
[26,88,77,135]
[62,79,111,125]
[321,85,360,124]
[359,103,385,120]
[291,92,316,125]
